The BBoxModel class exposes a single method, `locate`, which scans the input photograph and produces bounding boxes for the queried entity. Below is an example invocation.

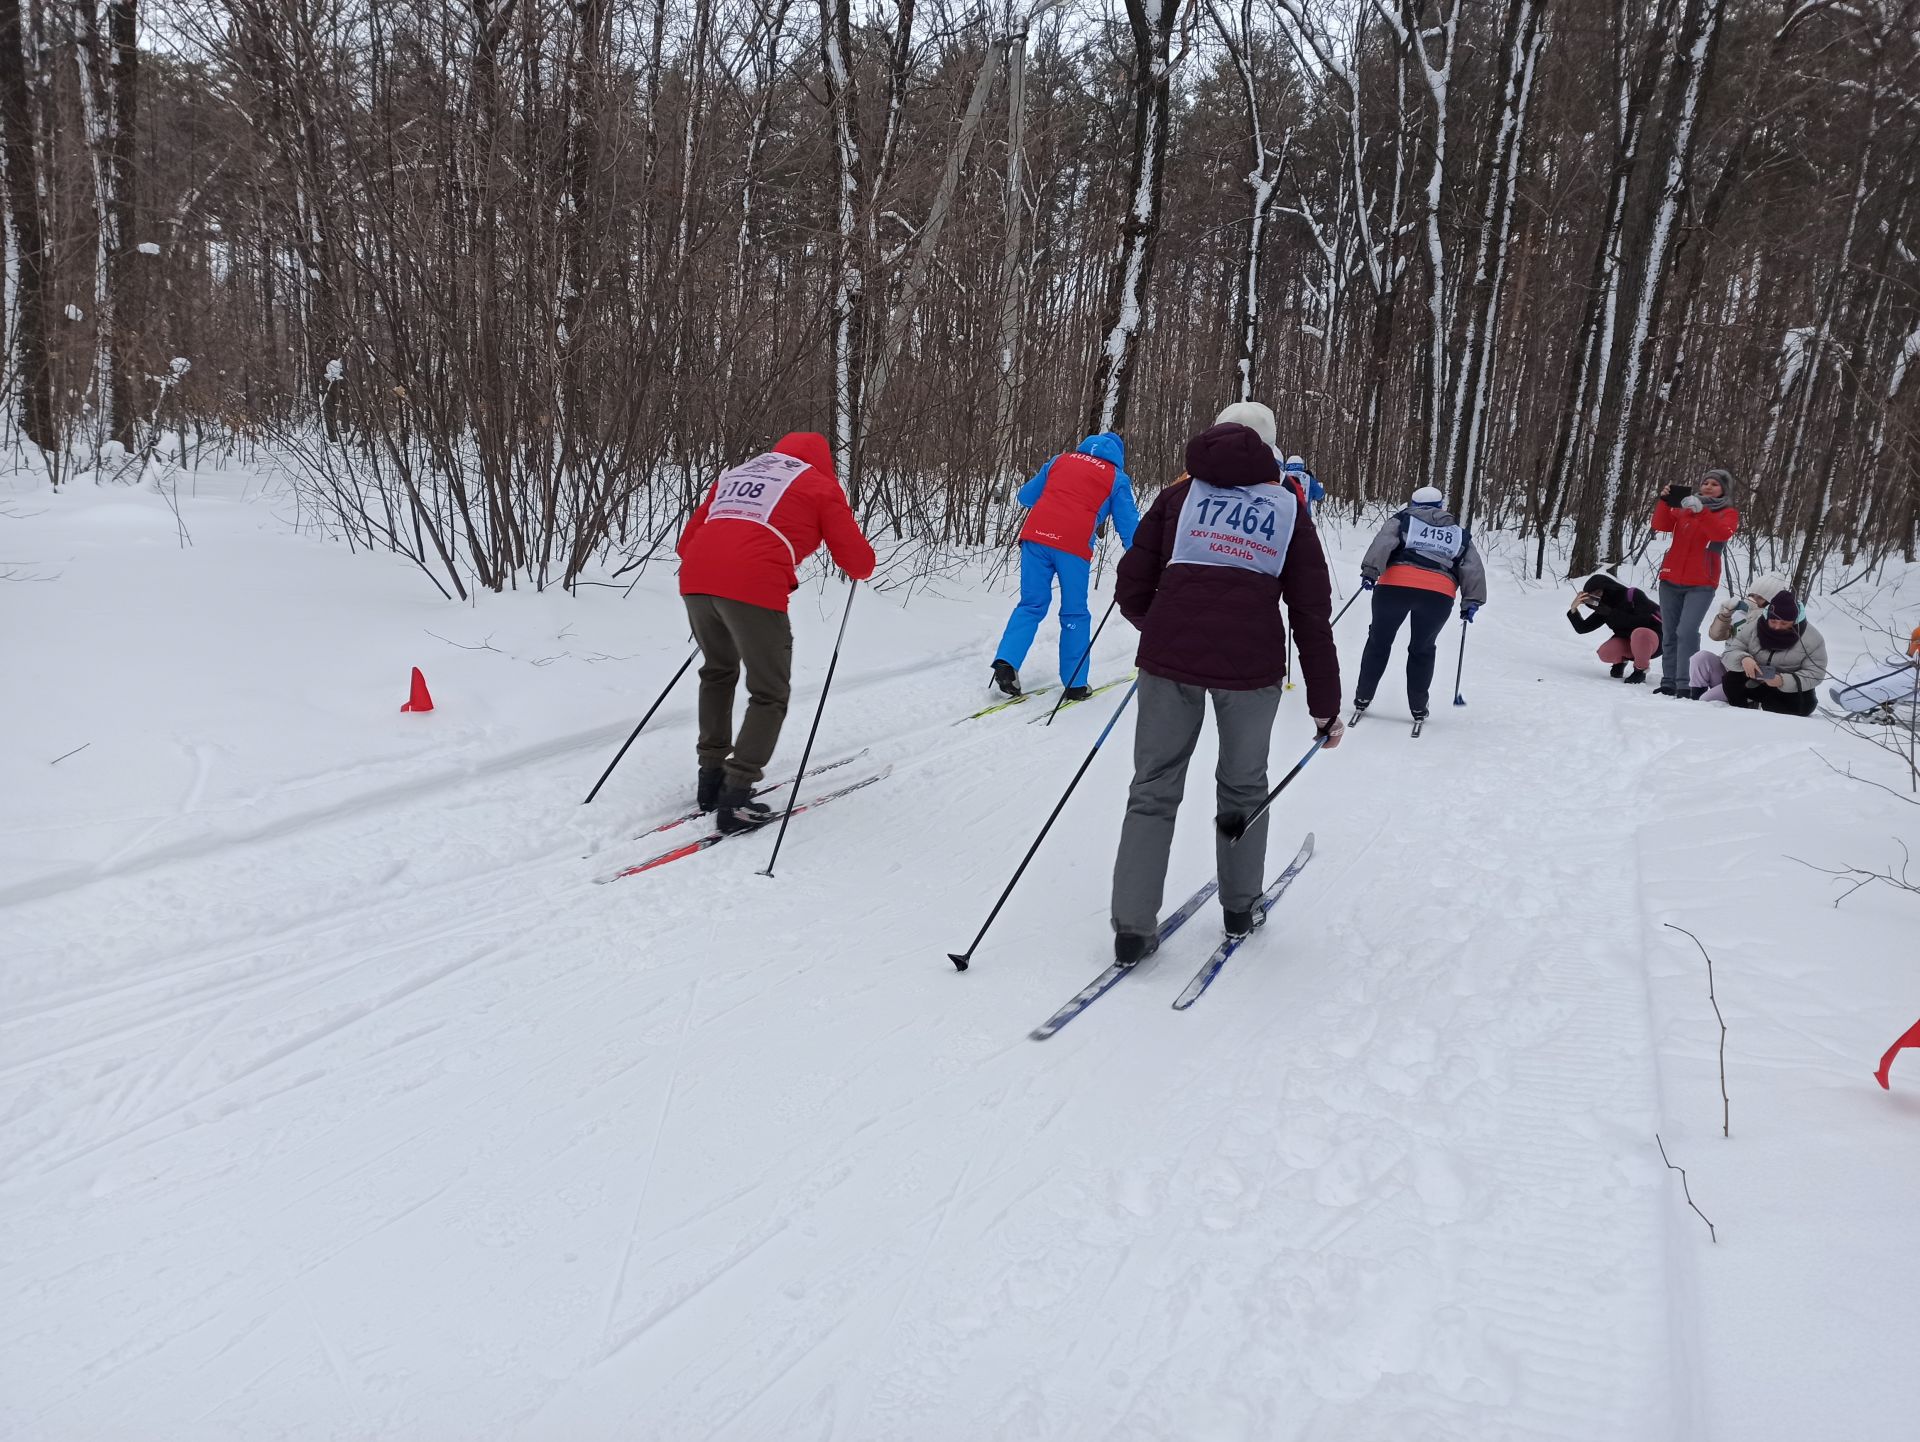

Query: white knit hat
[1411,485,1445,506]
[1213,401,1277,447]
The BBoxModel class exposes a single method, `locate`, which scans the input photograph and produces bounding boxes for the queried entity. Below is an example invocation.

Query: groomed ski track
[7,530,1914,1440]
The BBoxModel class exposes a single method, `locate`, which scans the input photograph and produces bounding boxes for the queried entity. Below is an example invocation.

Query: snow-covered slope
[3,475,1916,1440]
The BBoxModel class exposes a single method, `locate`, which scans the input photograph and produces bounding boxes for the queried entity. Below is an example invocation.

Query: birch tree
[1089,0,1179,434]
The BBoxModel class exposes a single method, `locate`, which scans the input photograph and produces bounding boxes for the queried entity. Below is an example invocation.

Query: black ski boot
[714,785,776,835]
[1223,905,1268,940]
[1609,661,1627,679]
[1624,669,1648,685]
[697,766,725,813]
[1063,685,1092,702]
[1654,681,1676,696]
[1682,685,1705,699]
[1349,697,1371,725]
[1114,931,1159,969]
[991,659,1022,698]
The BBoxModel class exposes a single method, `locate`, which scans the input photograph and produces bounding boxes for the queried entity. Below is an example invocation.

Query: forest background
[6,0,1916,600]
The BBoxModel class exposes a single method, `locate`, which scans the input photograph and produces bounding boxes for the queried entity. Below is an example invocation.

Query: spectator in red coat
[676,431,877,832]
[1107,421,1343,967]
[1650,468,1740,695]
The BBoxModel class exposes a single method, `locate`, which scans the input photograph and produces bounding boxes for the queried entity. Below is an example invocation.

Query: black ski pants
[1722,672,1818,716]
[1355,585,1453,713]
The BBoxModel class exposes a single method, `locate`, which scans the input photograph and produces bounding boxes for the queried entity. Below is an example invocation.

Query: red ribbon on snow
[1875,1018,1920,1090]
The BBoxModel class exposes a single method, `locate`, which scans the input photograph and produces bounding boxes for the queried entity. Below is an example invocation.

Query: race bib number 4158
[1169,480,1295,577]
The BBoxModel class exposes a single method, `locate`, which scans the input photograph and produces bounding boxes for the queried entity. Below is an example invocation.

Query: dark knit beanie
[1766,589,1799,624]
[1185,423,1279,488]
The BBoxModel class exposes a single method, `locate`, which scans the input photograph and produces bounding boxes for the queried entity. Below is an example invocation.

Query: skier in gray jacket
[1352,487,1489,720]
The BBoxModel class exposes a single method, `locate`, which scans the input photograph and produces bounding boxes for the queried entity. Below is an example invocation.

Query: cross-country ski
[1028,878,1220,1040]
[1171,834,1314,1009]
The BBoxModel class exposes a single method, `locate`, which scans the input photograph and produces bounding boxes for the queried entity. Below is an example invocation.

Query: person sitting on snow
[1567,573,1663,684]
[1687,570,1788,701]
[991,433,1140,701]
[1719,587,1828,717]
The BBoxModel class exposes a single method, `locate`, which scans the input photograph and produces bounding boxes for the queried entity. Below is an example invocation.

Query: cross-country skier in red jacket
[677,432,877,832]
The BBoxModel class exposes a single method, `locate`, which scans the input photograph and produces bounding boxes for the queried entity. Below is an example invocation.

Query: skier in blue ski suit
[1284,456,1326,517]
[991,432,1140,698]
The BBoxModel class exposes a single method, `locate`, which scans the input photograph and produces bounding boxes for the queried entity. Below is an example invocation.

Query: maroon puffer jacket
[1115,424,1342,719]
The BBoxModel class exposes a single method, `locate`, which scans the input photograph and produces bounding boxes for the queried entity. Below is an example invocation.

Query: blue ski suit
[996,433,1140,689]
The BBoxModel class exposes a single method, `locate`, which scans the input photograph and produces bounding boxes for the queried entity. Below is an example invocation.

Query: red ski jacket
[677,432,877,612]
[1652,497,1740,589]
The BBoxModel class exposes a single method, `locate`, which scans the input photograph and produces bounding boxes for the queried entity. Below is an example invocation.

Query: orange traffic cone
[400,667,434,713]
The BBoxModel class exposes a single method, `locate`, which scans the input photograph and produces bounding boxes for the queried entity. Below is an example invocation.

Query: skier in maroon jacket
[1108,422,1344,966]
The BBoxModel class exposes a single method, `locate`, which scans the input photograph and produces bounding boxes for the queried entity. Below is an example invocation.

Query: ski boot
[697,766,725,813]
[1624,669,1648,685]
[1114,932,1158,969]
[990,659,1022,698]
[714,785,776,835]
[1223,905,1268,940]
[1063,685,1092,702]
[1609,661,1627,679]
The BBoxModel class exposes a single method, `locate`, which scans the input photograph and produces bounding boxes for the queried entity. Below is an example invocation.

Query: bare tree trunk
[1089,0,1178,434]
[989,16,1032,521]
[1209,0,1285,404]
[1582,0,1726,572]
[70,0,137,452]
[1445,0,1546,524]
[1376,0,1461,494]
[819,0,868,498]
[0,0,54,453]
[864,37,1003,421]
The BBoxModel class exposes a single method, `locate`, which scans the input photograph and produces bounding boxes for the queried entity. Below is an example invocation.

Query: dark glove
[1360,576,1376,591]
[1461,603,1480,623]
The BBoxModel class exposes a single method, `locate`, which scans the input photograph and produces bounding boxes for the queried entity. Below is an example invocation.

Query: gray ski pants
[1658,580,1717,689]
[1110,672,1282,936]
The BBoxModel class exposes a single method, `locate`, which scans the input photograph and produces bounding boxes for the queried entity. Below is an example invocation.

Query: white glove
[1313,715,1345,750]
[1681,495,1705,512]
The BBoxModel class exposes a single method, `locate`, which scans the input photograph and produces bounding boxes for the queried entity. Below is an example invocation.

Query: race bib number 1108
[707,452,810,526]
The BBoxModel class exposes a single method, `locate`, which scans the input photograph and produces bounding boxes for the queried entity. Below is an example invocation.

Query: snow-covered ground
[4,467,1917,1441]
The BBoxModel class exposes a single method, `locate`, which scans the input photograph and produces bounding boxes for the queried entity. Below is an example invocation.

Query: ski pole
[1043,596,1120,727]
[1218,735,1326,843]
[1452,615,1470,706]
[1331,588,1364,627]
[760,582,858,879]
[949,678,1140,970]
[581,648,697,804]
